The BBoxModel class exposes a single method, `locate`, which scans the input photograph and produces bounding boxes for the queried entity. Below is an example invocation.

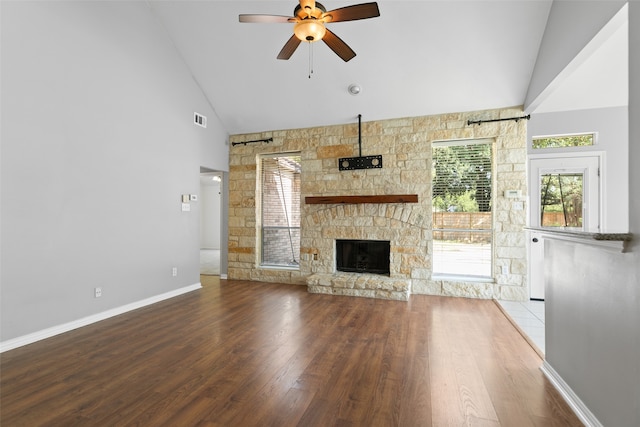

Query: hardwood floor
[1,276,582,426]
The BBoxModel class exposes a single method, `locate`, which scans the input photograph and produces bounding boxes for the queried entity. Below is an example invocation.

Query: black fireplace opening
[336,239,390,276]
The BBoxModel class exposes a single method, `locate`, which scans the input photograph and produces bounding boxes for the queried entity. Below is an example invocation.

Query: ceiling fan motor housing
[295,2,326,19]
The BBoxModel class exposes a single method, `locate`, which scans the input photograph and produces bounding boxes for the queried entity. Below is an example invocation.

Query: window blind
[260,154,301,267]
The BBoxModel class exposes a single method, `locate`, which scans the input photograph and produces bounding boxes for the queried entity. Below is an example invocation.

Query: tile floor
[496,299,545,354]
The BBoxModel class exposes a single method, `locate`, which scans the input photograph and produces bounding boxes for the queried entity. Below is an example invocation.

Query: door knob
[532,238,539,243]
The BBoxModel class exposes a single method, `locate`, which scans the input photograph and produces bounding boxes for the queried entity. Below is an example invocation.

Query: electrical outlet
[501,266,509,275]
[172,267,178,277]
[94,287,102,298]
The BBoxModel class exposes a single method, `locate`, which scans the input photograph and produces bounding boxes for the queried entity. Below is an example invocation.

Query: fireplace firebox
[336,239,390,276]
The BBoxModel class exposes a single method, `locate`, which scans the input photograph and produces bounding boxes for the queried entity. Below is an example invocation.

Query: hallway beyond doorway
[200,249,220,275]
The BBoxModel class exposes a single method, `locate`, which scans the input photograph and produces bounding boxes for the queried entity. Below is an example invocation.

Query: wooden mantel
[305,194,418,204]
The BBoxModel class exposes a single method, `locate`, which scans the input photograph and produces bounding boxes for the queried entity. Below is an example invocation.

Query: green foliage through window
[532,134,594,149]
[432,143,492,213]
[540,173,584,228]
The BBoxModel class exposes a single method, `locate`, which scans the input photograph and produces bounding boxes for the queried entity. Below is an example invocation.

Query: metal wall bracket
[338,155,383,171]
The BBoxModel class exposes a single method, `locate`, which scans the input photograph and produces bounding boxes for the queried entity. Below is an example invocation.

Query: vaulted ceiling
[149,1,627,135]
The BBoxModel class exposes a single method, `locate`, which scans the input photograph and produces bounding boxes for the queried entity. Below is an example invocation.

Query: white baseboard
[220,274,228,279]
[0,283,202,353]
[540,361,603,427]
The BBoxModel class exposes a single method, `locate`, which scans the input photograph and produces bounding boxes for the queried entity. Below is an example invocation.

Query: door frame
[199,168,225,277]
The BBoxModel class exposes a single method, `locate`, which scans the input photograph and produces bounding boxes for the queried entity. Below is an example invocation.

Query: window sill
[432,274,494,284]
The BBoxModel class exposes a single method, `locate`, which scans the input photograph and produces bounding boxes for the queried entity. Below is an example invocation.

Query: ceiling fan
[239,1,380,62]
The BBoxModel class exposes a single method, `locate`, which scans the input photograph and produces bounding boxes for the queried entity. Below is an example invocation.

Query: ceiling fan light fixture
[294,20,326,42]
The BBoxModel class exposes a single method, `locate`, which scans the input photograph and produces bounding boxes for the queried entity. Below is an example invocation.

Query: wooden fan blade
[277,35,302,60]
[323,2,379,23]
[322,29,356,62]
[239,14,294,23]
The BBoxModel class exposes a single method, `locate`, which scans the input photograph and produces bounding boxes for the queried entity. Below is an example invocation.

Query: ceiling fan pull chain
[308,42,314,79]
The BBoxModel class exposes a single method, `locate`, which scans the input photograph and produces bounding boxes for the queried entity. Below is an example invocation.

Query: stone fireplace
[303,201,425,301]
[227,108,529,302]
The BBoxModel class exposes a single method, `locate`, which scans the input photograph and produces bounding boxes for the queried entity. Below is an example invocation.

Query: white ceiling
[148,0,627,135]
[531,10,628,114]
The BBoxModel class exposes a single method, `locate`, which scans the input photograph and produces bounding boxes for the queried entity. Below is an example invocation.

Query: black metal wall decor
[338,114,383,171]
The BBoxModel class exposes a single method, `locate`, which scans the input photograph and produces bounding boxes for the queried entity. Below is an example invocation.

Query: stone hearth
[307,273,410,301]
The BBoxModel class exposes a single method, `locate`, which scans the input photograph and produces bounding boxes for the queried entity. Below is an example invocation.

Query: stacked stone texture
[228,108,528,301]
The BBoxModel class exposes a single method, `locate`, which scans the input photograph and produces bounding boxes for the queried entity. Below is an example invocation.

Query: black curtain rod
[232,137,273,147]
[467,114,530,126]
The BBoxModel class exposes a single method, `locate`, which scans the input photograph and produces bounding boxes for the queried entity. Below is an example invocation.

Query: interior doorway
[528,155,600,299]
[200,170,222,275]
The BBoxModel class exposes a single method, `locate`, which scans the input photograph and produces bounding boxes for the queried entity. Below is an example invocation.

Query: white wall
[528,106,629,232]
[527,2,640,426]
[0,1,229,342]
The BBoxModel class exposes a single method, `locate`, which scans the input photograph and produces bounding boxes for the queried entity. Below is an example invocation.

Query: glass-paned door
[528,156,600,299]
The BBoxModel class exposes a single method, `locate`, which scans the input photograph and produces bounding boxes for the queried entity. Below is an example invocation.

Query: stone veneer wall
[228,107,528,301]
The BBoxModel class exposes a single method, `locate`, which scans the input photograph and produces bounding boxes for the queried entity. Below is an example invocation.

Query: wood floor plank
[0,277,583,426]
[396,312,432,427]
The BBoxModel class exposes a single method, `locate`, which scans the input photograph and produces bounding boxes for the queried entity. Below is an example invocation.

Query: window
[260,153,301,267]
[532,133,595,149]
[432,140,493,278]
[539,172,584,228]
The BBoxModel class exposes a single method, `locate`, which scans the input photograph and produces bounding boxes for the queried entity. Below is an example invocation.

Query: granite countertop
[524,226,633,242]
